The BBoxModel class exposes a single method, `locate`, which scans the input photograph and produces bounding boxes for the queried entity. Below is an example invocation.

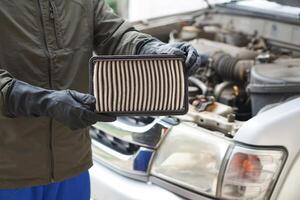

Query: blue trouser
[0,171,90,200]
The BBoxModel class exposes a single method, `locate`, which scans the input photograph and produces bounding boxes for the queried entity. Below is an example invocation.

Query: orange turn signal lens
[228,153,262,180]
[222,147,285,200]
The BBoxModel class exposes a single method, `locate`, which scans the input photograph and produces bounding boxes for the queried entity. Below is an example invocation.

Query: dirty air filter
[89,55,188,116]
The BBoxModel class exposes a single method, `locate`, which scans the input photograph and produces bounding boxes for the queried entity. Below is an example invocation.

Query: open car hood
[220,0,300,23]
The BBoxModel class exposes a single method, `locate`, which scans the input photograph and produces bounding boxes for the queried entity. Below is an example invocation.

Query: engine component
[192,96,216,112]
[214,81,237,103]
[188,86,201,97]
[248,59,300,115]
[212,52,254,82]
[188,76,208,95]
[189,38,258,60]
[178,104,241,136]
[187,39,255,120]
[213,81,252,121]
[190,95,234,117]
[170,26,215,42]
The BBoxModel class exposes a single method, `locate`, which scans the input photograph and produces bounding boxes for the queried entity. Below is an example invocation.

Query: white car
[90,0,300,199]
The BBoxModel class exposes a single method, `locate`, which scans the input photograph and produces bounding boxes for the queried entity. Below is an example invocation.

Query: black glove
[137,39,209,76]
[6,80,116,130]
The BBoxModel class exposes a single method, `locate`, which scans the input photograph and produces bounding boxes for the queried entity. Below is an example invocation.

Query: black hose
[212,52,253,82]
[213,52,239,80]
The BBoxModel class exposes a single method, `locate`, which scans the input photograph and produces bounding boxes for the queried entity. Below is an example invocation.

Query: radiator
[89,55,188,115]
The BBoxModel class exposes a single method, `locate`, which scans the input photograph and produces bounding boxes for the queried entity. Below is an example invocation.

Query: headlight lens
[151,123,232,196]
[151,123,286,199]
[221,146,285,200]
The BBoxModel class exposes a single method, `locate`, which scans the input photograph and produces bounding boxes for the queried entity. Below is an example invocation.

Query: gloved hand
[137,39,209,75]
[6,80,116,130]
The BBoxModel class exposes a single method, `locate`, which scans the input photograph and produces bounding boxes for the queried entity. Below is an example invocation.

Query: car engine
[172,8,300,130]
[131,4,300,137]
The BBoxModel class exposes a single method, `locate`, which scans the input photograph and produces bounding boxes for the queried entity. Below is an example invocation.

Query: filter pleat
[124,60,130,111]
[112,61,117,111]
[153,60,160,111]
[151,60,156,110]
[145,60,151,111]
[162,60,169,110]
[127,61,136,111]
[136,60,143,111]
[98,61,104,112]
[179,61,185,109]
[93,61,99,111]
[133,60,139,111]
[166,61,172,110]
[116,61,122,111]
[174,60,181,110]
[158,60,164,110]
[171,60,177,110]
[141,60,148,111]
[120,60,126,111]
[107,61,113,111]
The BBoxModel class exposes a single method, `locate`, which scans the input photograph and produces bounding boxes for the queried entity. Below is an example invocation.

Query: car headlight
[151,123,232,197]
[150,123,286,199]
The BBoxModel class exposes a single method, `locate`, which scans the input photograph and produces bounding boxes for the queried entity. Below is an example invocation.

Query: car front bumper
[90,161,185,200]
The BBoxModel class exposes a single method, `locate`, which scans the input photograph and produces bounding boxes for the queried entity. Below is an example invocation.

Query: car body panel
[90,162,184,200]
[234,97,300,200]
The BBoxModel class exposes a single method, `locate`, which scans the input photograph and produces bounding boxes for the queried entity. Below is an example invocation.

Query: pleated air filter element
[89,55,188,116]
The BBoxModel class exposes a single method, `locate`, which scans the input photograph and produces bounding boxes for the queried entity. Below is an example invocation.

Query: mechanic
[0,1,208,199]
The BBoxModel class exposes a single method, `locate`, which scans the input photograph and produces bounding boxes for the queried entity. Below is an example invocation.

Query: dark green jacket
[0,0,150,189]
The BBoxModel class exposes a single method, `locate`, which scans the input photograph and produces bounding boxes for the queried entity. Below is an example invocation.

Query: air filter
[89,55,188,116]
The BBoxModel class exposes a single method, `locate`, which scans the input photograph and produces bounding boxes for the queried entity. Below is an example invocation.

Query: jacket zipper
[37,0,55,183]
[48,1,56,183]
[49,0,62,49]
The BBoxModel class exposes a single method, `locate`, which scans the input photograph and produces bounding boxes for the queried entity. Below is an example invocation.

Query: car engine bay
[148,4,300,136]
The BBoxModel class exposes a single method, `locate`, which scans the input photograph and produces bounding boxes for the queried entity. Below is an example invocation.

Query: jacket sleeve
[0,69,13,118]
[93,0,152,55]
